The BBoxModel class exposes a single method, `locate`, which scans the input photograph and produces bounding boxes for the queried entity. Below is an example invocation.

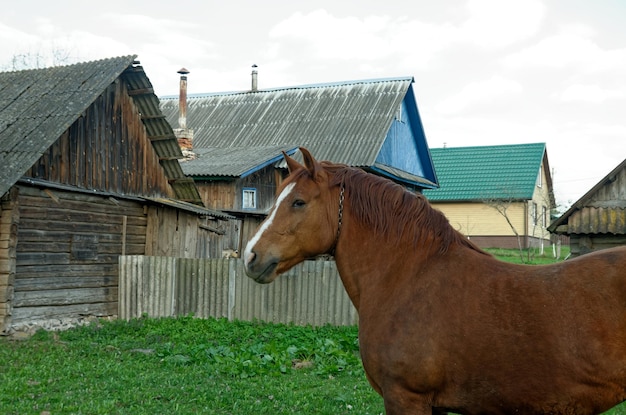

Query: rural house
[0,56,232,333]
[548,158,626,257]
[423,143,555,250]
[160,75,438,250]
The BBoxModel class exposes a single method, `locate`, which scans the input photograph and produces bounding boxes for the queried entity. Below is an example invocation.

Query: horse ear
[299,147,320,178]
[283,151,304,174]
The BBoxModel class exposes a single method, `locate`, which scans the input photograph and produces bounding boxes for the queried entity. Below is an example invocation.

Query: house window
[537,165,543,188]
[542,206,547,228]
[532,202,538,225]
[242,188,257,209]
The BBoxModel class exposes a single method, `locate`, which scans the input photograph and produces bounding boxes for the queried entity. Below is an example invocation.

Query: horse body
[244,147,626,414]
[345,241,626,414]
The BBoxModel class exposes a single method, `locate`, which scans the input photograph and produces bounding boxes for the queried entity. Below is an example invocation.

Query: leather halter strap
[329,183,345,256]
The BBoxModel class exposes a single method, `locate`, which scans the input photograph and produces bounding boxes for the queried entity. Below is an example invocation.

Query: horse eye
[292,199,306,208]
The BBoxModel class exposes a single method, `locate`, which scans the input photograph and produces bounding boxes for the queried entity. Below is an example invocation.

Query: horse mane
[325,164,489,256]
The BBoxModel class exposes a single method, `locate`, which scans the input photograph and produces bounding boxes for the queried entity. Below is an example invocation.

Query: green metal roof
[423,143,546,202]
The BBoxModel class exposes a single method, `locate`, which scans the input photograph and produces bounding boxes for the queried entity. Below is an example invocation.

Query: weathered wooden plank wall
[0,189,19,332]
[570,234,626,257]
[10,186,147,324]
[144,205,229,259]
[197,181,236,212]
[6,185,227,328]
[196,168,281,213]
[119,256,358,326]
[25,80,175,199]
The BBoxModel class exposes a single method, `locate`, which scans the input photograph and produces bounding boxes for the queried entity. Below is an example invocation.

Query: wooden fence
[118,256,358,326]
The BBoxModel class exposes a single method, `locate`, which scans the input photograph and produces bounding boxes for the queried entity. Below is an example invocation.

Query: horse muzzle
[244,251,279,284]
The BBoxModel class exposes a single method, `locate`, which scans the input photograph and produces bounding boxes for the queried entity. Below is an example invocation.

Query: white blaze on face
[244,182,296,266]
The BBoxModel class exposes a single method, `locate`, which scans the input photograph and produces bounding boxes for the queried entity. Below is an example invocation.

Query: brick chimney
[173,68,195,159]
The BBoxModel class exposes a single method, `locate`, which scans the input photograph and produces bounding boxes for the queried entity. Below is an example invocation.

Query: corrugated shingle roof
[160,77,414,167]
[423,143,546,201]
[181,145,297,178]
[0,56,202,204]
[548,158,626,234]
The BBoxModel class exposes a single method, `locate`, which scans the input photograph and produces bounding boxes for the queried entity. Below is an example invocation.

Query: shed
[423,143,556,249]
[0,56,232,333]
[548,158,626,257]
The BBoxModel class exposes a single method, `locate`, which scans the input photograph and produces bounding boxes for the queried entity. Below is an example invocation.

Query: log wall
[1,184,229,331]
[10,185,147,325]
[0,189,19,333]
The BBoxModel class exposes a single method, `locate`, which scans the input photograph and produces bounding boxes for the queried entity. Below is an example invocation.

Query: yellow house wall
[527,165,552,242]
[432,202,527,237]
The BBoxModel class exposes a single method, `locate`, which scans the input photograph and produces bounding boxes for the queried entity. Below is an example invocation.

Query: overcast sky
[1,0,625,208]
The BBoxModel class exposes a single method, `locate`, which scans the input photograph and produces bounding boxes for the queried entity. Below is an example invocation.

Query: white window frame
[242,188,257,210]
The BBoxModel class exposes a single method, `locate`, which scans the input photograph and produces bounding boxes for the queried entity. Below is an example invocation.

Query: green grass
[485,245,571,265]
[0,316,383,414]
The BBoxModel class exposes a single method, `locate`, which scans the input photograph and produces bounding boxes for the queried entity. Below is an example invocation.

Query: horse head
[244,147,341,283]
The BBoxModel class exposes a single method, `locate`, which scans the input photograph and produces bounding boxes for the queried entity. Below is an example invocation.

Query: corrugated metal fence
[118,256,358,326]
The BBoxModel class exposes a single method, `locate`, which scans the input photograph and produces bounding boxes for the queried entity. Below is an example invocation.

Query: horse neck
[328,174,488,310]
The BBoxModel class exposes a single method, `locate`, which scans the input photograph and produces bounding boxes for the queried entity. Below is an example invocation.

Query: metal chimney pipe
[177,67,190,129]
[251,64,258,91]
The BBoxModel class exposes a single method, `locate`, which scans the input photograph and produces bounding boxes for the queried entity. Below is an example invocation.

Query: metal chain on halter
[330,183,345,255]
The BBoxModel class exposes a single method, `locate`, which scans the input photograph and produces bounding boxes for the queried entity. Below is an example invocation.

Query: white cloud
[503,31,598,69]
[266,1,546,79]
[460,0,546,48]
[435,75,523,115]
[268,9,459,73]
[556,84,625,104]
[502,24,626,74]
[269,10,394,61]
[102,13,216,60]
[0,22,41,61]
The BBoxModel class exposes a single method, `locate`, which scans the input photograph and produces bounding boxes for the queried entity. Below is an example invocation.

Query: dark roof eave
[368,164,438,190]
[17,177,232,219]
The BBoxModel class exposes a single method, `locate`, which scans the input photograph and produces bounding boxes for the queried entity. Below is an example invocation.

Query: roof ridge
[0,55,137,75]
[432,142,545,151]
[160,76,414,100]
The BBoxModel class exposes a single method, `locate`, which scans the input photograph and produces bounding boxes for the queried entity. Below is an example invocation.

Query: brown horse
[244,147,626,415]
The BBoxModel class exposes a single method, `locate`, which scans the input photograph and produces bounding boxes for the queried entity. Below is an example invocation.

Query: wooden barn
[160,75,438,251]
[423,143,556,250]
[0,56,232,333]
[548,158,626,257]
